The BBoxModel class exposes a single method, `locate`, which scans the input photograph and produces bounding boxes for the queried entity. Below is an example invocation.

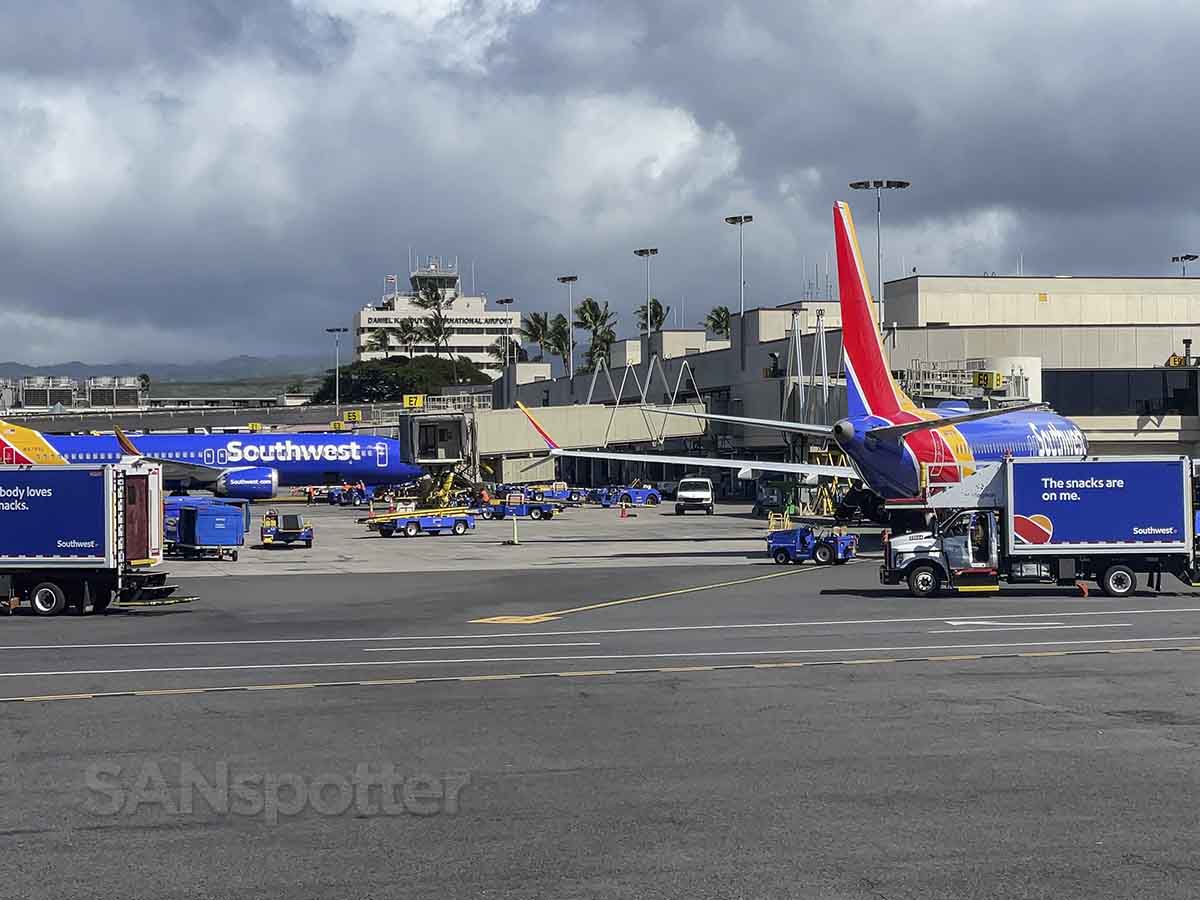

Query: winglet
[516,401,560,451]
[114,426,142,456]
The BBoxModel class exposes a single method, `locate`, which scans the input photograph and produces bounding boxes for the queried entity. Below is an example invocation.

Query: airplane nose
[832,418,856,445]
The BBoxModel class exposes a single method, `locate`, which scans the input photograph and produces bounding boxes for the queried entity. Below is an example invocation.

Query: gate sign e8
[403,394,426,409]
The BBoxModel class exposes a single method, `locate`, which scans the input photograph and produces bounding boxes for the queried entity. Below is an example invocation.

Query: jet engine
[214,467,280,500]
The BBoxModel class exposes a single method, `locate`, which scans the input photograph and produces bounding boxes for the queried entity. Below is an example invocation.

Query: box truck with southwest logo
[0,462,176,615]
[881,456,1197,598]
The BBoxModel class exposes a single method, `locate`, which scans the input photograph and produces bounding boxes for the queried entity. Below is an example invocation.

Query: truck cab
[885,509,1000,597]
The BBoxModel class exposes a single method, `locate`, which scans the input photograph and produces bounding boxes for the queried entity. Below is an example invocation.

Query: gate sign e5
[1010,459,1187,547]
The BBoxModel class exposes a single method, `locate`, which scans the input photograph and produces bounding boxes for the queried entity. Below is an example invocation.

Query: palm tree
[411,282,446,312]
[365,327,402,357]
[486,336,528,366]
[546,313,571,375]
[636,297,670,333]
[393,318,423,357]
[421,307,453,357]
[519,311,552,361]
[573,297,617,369]
[703,305,732,338]
[584,324,616,370]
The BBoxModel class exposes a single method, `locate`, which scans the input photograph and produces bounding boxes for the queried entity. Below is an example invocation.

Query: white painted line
[2,635,1198,678]
[6,607,1200,653]
[362,643,600,652]
[944,620,1064,626]
[928,623,1131,634]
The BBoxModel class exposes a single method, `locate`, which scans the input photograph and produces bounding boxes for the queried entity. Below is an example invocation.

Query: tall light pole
[1172,254,1198,276]
[325,327,349,418]
[724,214,753,369]
[849,179,910,329]
[495,298,515,366]
[633,248,658,332]
[495,297,515,408]
[556,276,577,381]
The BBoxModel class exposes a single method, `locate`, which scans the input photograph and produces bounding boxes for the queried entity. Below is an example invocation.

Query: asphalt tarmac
[4,504,1200,898]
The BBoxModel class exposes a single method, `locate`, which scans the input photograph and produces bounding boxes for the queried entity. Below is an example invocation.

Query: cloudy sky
[1,0,1196,362]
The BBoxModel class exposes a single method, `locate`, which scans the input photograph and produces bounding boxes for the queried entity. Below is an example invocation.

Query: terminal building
[353,258,521,379]
[501,275,1200,490]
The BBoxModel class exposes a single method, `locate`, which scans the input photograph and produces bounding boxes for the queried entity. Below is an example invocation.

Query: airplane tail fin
[114,426,142,456]
[0,419,66,464]
[516,401,561,452]
[834,201,917,419]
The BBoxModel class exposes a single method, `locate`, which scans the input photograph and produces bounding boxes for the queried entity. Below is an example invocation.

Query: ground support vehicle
[674,477,715,516]
[530,482,584,504]
[166,500,245,561]
[0,462,176,616]
[260,509,314,547]
[597,486,662,508]
[882,456,1199,598]
[481,500,558,521]
[768,526,857,565]
[327,486,373,507]
[359,506,470,535]
[375,513,475,537]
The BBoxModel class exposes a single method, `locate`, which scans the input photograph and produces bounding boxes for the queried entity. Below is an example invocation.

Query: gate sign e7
[1009,459,1188,548]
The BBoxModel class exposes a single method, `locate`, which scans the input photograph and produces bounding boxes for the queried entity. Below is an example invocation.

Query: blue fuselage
[46,432,424,488]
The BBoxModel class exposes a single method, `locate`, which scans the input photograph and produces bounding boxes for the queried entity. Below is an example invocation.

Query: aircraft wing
[863,402,1047,442]
[547,446,856,479]
[115,427,220,486]
[638,406,834,438]
[515,402,858,480]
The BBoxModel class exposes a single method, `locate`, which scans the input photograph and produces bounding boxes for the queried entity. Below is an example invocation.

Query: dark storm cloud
[0,0,1196,362]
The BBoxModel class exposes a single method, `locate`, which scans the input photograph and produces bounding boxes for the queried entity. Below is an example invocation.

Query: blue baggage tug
[376,513,475,537]
[593,486,662,507]
[767,526,857,566]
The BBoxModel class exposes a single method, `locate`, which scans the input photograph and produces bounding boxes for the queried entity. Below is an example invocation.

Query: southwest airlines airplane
[0,423,423,499]
[519,201,1088,524]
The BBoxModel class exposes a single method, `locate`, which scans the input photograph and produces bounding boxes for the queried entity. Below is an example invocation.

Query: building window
[1043,369,1199,416]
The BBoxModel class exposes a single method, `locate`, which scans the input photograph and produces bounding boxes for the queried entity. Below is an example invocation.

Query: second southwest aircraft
[519,201,1087,523]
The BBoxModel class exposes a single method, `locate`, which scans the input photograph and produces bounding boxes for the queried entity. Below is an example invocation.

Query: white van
[674,476,715,515]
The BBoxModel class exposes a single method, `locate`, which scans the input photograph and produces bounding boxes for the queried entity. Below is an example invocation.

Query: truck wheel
[773,548,791,565]
[304,539,313,548]
[481,508,494,520]
[620,493,632,505]
[404,522,421,537]
[675,505,684,515]
[452,520,468,535]
[814,543,835,565]
[705,505,714,515]
[31,582,67,616]
[646,494,660,506]
[907,565,941,598]
[530,507,543,520]
[231,551,239,562]
[379,525,394,538]
[1101,564,1136,598]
